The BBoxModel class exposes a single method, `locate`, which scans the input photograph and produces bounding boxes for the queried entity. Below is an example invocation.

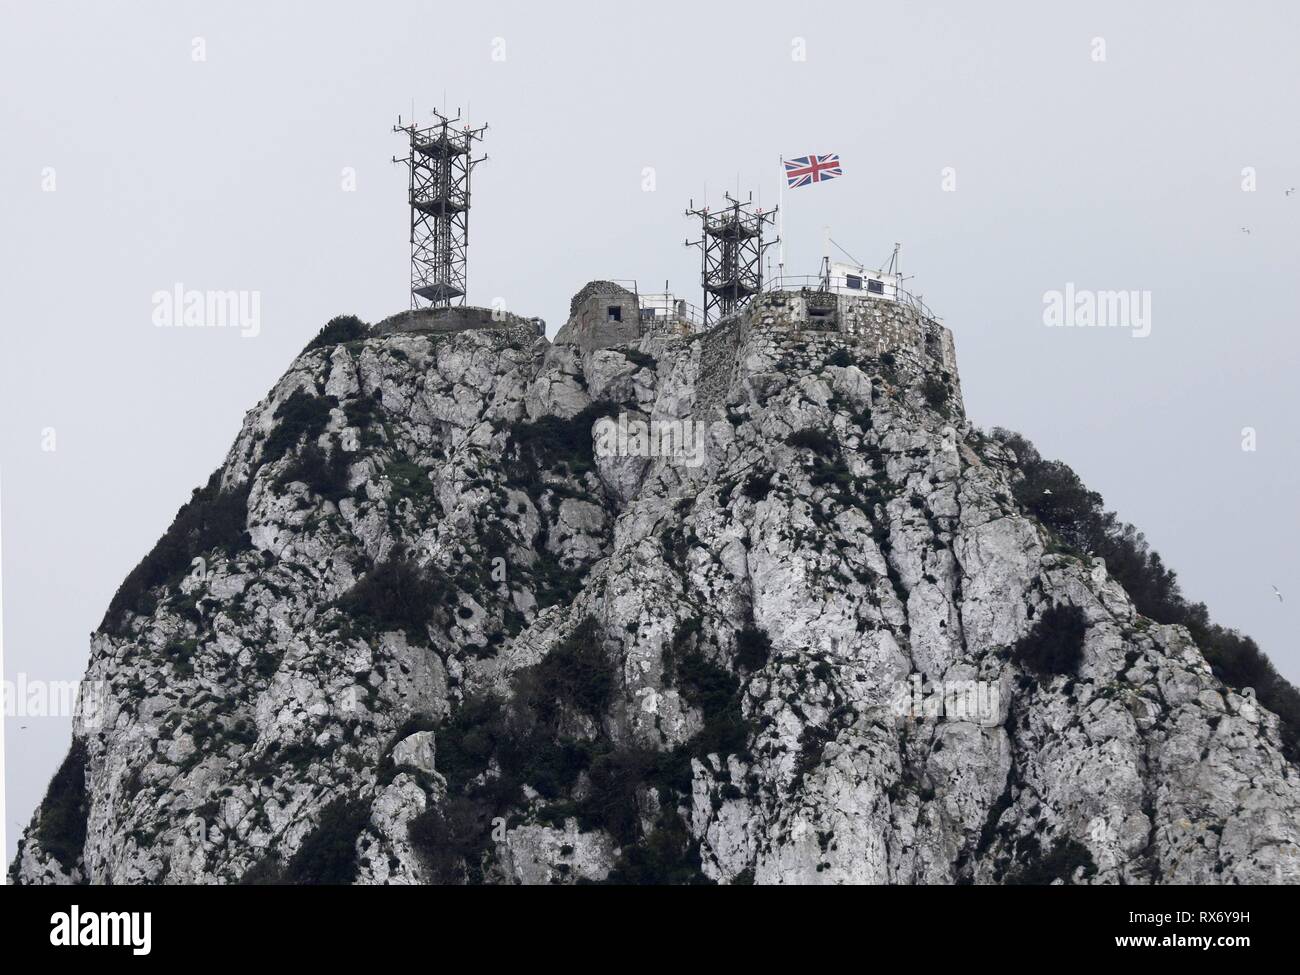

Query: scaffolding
[685,191,778,327]
[392,108,487,310]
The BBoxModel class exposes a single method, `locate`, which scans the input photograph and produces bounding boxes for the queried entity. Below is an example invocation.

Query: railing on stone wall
[606,278,708,331]
[639,300,706,330]
[757,274,941,322]
[608,271,939,338]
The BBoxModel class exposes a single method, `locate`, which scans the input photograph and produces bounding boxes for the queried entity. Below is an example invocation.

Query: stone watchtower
[554,280,701,353]
[555,281,641,348]
[742,287,958,377]
[692,264,961,412]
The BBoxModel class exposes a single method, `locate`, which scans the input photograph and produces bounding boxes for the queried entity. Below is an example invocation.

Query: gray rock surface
[10,299,1299,885]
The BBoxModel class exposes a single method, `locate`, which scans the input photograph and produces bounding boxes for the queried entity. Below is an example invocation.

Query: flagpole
[778,155,785,281]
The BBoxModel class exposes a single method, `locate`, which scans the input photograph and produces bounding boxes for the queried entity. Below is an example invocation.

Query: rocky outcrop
[11,295,1300,885]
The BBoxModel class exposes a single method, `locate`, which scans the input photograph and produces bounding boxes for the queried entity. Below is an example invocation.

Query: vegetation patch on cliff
[516,616,614,725]
[664,619,752,761]
[100,469,251,635]
[412,615,713,883]
[262,389,338,467]
[243,797,371,885]
[507,403,616,481]
[1005,837,1098,885]
[276,442,350,502]
[303,314,367,353]
[336,546,452,643]
[1012,604,1088,682]
[995,428,1300,760]
[34,740,90,874]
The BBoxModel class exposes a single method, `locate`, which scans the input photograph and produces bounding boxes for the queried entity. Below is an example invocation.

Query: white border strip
[0,464,8,878]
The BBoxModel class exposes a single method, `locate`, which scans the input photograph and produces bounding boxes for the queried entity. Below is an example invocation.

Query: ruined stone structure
[554,277,959,418]
[553,281,642,349]
[691,291,952,412]
[553,280,702,350]
[745,289,958,377]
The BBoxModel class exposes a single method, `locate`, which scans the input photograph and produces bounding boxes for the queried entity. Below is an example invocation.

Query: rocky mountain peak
[11,286,1299,885]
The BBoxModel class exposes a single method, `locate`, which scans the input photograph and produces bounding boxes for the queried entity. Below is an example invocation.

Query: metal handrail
[758,274,941,322]
[607,278,707,329]
[639,298,706,328]
[602,272,940,336]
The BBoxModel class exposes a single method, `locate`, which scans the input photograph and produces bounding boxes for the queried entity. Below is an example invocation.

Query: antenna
[393,106,489,311]
[829,236,863,267]
[685,190,779,327]
[886,242,901,277]
[819,225,831,289]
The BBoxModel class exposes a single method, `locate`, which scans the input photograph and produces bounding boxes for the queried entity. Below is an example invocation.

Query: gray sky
[3,0,1298,861]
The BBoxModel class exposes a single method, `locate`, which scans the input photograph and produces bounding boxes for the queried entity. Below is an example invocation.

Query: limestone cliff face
[11,298,1300,885]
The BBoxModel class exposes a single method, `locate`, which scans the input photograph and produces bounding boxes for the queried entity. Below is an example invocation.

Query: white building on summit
[824,260,901,301]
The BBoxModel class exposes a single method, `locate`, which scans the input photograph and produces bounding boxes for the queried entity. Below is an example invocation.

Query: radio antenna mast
[685,190,779,327]
[392,106,488,311]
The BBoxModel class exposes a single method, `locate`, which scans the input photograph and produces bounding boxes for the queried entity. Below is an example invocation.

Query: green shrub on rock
[1012,604,1088,682]
[304,314,367,353]
[336,547,450,642]
[35,740,90,872]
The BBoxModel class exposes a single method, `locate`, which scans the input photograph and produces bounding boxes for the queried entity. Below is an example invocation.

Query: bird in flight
[1272,585,1284,603]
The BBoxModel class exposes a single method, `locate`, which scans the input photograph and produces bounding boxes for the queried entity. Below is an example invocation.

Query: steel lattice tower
[393,108,488,310]
[685,191,778,326]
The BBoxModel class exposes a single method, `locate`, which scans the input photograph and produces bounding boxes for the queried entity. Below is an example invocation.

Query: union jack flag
[784,154,843,187]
